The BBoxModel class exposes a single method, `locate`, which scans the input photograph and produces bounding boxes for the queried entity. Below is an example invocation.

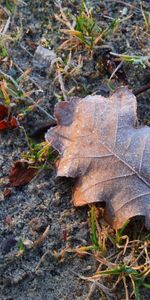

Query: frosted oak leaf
[46,87,150,229]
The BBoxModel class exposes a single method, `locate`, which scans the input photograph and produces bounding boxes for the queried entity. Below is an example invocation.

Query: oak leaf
[46,87,150,229]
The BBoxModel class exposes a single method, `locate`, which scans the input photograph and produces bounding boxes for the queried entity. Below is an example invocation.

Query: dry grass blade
[70,269,115,300]
[1,16,11,35]
[0,69,55,120]
[33,225,50,248]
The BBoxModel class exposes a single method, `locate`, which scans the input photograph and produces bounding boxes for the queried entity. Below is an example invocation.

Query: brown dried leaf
[9,160,38,187]
[46,87,150,229]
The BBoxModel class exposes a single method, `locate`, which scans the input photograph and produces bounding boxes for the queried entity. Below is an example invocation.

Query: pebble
[33,45,56,68]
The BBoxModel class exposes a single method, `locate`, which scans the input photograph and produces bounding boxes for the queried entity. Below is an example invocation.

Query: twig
[133,82,150,96]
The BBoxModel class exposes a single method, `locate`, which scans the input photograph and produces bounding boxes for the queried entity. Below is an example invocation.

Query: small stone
[33,45,56,68]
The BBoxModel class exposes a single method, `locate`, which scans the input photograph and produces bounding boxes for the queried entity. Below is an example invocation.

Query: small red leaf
[0,117,18,130]
[9,160,38,187]
[0,104,18,130]
[10,117,18,128]
[0,120,8,130]
[0,104,8,120]
[4,188,12,198]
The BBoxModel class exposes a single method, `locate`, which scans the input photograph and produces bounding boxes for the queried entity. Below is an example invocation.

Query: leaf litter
[9,159,38,187]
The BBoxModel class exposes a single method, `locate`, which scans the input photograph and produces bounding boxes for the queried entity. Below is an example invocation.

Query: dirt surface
[0,1,150,300]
